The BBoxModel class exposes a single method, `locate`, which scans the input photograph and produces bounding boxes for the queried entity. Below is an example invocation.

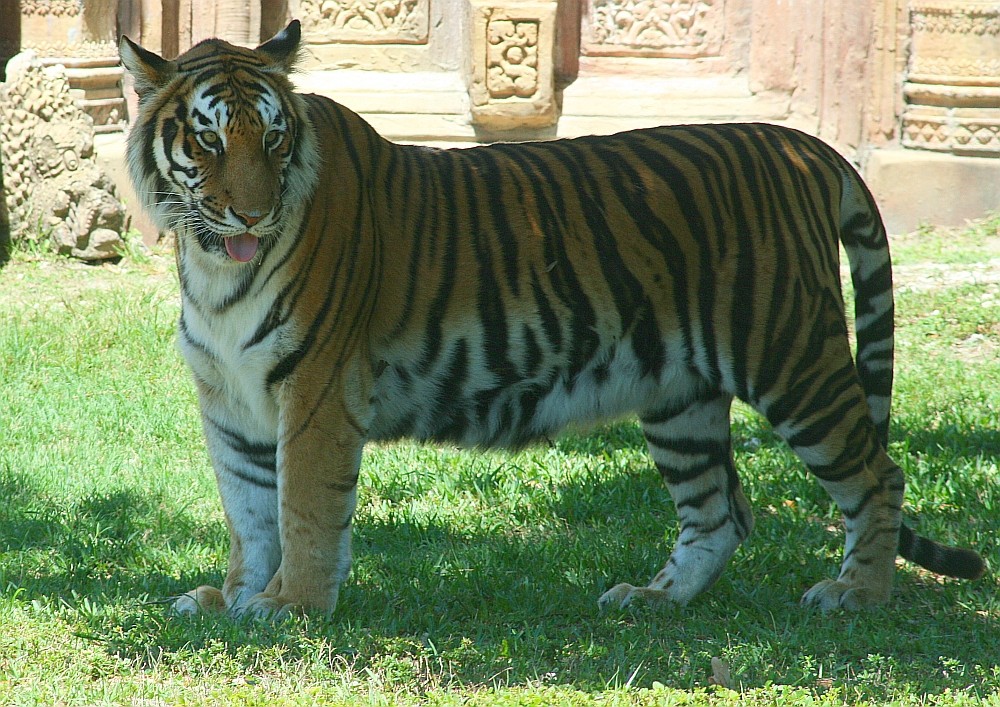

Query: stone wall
[3,0,998,234]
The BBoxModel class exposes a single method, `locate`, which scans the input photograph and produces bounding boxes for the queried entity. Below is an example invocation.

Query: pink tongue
[225,233,259,262]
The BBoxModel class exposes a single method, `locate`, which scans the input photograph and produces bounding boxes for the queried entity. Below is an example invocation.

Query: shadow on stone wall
[0,148,10,267]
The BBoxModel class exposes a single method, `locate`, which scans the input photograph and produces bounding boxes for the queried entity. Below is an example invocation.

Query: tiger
[118,20,984,619]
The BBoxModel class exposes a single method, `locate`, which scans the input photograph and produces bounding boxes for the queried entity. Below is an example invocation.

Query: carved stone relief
[909,2,1000,82]
[486,20,540,99]
[0,52,126,261]
[582,0,724,57]
[468,1,558,130]
[298,0,430,44]
[903,1,1000,154]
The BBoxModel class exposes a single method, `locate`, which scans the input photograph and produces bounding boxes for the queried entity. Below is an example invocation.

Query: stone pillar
[865,0,909,146]
[902,1,1000,154]
[213,0,261,46]
[468,0,559,131]
[262,0,292,39]
[865,0,1000,231]
[18,0,126,133]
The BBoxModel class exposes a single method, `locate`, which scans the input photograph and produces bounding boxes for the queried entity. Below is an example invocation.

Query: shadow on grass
[892,419,1000,460]
[0,467,220,604]
[1,427,996,698]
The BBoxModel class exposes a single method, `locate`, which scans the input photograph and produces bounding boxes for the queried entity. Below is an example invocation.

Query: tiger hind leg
[763,340,903,610]
[599,394,754,609]
[796,449,903,611]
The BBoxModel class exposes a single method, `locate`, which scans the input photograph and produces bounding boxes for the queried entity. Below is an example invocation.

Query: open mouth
[224,232,260,262]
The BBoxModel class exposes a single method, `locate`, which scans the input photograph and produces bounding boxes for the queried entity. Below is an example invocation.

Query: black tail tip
[951,549,987,581]
[899,524,986,580]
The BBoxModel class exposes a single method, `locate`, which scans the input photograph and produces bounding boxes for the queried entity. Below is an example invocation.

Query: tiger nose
[233,210,263,227]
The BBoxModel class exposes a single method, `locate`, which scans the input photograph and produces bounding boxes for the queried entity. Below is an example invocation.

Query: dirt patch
[954,331,1000,364]
[894,259,1000,294]
[0,252,176,314]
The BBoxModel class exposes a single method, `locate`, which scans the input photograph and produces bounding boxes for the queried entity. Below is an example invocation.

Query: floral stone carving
[0,51,126,260]
[468,1,558,130]
[487,20,540,99]
[583,0,723,57]
[299,0,430,44]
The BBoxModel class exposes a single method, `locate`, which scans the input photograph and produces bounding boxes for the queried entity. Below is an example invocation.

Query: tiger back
[119,20,984,619]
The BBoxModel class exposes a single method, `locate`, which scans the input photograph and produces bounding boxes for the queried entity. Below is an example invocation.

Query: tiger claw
[599,583,676,610]
[173,585,227,615]
[238,594,302,621]
[801,579,890,611]
[598,582,640,610]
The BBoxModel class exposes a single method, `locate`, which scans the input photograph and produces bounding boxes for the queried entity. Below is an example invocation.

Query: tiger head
[119,21,317,264]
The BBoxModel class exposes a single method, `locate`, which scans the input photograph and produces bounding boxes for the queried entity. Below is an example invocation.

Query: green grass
[890,212,1000,266]
[1,224,999,706]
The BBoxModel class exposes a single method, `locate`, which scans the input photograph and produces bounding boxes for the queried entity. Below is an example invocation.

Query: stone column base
[864,147,1000,233]
[39,56,127,133]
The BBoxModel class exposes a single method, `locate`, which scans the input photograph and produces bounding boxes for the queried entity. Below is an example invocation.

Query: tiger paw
[173,585,227,615]
[237,593,303,621]
[598,583,673,610]
[801,579,890,611]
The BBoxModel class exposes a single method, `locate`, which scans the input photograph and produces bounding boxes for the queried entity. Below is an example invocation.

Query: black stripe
[418,152,461,375]
[502,144,599,379]
[468,147,522,298]
[205,415,278,468]
[434,338,470,441]
[385,147,430,340]
[220,461,277,489]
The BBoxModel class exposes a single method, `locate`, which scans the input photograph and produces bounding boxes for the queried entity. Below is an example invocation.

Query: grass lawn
[1,218,999,705]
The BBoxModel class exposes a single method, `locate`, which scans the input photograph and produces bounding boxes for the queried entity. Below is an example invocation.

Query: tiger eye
[198,131,220,148]
[264,130,283,150]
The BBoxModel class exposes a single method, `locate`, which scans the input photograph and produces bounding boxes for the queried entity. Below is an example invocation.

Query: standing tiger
[119,21,984,619]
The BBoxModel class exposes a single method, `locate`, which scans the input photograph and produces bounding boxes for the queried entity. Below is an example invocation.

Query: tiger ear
[119,35,176,97]
[256,20,302,73]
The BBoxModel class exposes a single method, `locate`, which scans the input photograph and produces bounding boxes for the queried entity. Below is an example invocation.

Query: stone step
[296,69,791,144]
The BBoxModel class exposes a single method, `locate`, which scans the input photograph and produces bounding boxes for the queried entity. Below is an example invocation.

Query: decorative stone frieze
[299,0,430,44]
[468,0,558,130]
[582,0,724,57]
[20,0,81,16]
[903,1,1000,154]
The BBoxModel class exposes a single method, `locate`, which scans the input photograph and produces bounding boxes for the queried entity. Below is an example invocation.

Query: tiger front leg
[238,383,365,620]
[174,392,282,617]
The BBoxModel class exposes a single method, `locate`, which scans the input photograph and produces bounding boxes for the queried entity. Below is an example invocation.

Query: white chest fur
[177,275,293,442]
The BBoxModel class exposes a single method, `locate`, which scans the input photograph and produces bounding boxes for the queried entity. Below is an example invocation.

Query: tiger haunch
[119,20,984,619]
